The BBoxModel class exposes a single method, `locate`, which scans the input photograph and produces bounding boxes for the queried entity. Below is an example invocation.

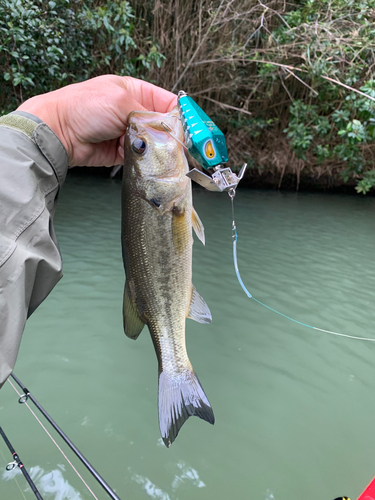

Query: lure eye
[204,140,215,159]
[132,138,147,155]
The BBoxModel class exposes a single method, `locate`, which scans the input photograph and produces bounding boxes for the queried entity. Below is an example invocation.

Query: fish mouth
[128,107,185,145]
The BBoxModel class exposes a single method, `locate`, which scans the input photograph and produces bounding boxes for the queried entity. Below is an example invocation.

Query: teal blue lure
[178,91,228,169]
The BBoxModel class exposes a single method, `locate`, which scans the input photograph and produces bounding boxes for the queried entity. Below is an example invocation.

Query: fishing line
[0,447,21,500]
[7,377,99,500]
[229,192,375,343]
[8,374,122,500]
[0,439,28,500]
[0,425,43,499]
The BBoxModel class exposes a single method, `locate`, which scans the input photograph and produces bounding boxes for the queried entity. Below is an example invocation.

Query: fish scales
[121,107,214,447]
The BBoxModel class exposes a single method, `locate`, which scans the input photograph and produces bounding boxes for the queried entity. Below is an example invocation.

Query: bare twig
[320,74,375,102]
[279,72,294,101]
[284,67,319,96]
[171,0,226,92]
[248,59,375,102]
[195,95,253,115]
[258,1,291,30]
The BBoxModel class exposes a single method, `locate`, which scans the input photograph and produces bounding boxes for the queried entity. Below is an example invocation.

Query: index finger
[121,77,178,113]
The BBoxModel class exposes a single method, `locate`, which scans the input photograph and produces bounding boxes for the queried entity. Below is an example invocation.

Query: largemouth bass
[121,107,214,447]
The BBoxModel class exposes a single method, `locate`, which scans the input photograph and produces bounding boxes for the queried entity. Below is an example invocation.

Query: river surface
[1,173,375,500]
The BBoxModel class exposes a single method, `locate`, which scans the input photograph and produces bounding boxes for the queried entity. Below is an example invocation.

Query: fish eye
[132,138,147,155]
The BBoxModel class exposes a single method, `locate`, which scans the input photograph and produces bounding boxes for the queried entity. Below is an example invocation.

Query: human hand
[17,75,177,167]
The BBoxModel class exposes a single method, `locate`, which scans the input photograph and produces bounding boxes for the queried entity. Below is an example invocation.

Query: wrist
[18,93,72,162]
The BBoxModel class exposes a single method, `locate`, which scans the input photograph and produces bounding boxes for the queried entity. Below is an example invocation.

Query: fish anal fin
[123,280,145,339]
[158,369,214,447]
[192,208,205,245]
[187,285,212,324]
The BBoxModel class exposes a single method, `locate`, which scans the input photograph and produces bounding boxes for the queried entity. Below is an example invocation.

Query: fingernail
[118,145,124,158]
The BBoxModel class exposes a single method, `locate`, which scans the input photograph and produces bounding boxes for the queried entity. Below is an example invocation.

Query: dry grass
[128,0,375,189]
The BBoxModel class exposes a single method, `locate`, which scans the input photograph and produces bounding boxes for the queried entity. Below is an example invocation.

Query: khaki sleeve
[0,111,69,387]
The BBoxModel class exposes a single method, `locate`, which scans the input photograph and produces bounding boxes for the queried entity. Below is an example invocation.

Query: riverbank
[68,165,362,195]
[3,1,375,195]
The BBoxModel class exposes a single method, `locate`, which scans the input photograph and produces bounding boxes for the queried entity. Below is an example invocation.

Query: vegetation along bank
[2,0,375,193]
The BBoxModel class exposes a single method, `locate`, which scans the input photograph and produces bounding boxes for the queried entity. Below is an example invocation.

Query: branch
[252,59,375,103]
[284,67,318,96]
[172,0,226,92]
[192,95,253,115]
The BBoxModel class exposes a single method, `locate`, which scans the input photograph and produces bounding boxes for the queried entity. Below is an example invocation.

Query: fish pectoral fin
[172,207,190,255]
[187,285,212,324]
[192,207,205,245]
[123,280,145,340]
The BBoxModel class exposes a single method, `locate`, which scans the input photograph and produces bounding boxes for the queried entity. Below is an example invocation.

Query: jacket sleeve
[0,110,68,387]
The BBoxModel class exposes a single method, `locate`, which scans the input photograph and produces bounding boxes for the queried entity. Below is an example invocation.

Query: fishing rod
[0,425,44,499]
[10,373,122,500]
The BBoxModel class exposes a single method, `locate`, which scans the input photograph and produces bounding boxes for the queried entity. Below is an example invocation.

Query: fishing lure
[177,90,246,193]
[178,92,375,344]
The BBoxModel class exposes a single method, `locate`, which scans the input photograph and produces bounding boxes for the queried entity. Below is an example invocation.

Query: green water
[1,174,375,500]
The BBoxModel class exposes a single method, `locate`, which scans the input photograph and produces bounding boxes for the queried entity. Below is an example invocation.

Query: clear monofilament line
[7,378,100,500]
[229,195,375,343]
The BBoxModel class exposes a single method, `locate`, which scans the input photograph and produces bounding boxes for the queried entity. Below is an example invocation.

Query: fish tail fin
[158,369,214,447]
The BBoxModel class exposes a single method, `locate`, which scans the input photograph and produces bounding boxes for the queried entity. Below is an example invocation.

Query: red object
[358,477,375,500]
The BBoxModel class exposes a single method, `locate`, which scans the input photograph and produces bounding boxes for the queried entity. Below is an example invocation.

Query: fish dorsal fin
[123,280,145,339]
[192,208,205,245]
[187,285,212,324]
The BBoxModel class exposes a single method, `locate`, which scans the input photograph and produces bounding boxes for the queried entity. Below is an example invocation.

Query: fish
[121,107,214,447]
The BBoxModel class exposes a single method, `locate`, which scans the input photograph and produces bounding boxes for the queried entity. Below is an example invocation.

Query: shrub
[2,0,375,192]
[131,0,375,192]
[0,0,164,113]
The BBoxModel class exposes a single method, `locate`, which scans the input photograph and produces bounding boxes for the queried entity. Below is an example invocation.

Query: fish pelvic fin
[187,285,212,324]
[192,207,205,245]
[158,369,214,447]
[123,280,145,339]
